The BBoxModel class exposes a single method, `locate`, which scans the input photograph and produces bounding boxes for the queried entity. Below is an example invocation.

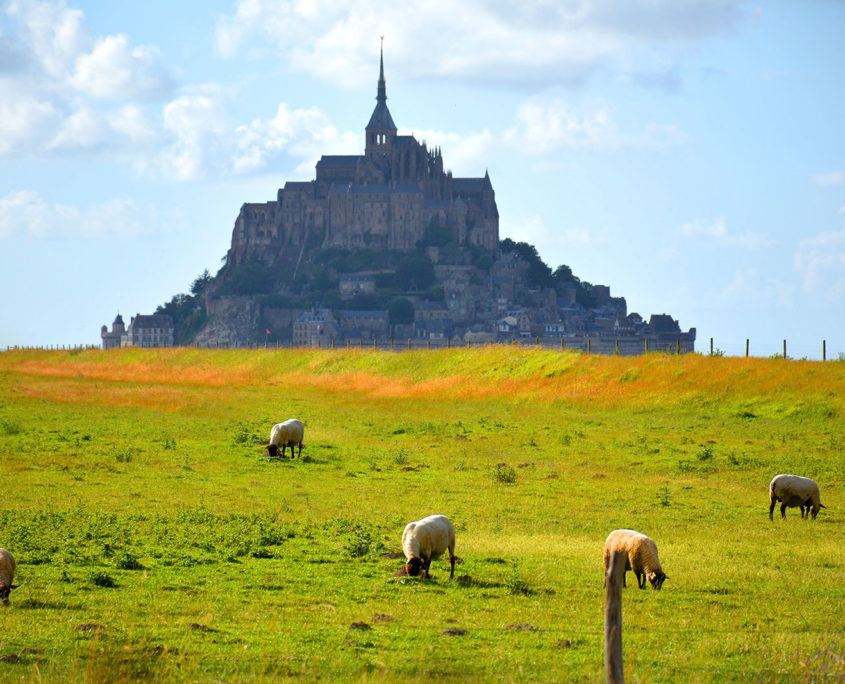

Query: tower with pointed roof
[365,39,397,161]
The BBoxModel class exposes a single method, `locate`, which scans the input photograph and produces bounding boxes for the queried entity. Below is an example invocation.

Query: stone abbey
[225,47,498,268]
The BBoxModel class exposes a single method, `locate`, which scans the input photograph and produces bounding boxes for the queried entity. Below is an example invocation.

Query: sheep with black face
[264,419,304,459]
[395,515,456,580]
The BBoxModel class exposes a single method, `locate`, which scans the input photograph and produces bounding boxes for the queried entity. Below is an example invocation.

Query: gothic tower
[365,40,396,161]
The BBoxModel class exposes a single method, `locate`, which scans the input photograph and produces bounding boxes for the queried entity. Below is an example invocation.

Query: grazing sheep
[396,514,456,579]
[0,548,18,606]
[264,419,304,459]
[603,529,667,590]
[768,474,825,520]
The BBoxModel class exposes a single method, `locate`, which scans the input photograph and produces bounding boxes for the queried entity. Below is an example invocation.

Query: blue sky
[1,0,843,358]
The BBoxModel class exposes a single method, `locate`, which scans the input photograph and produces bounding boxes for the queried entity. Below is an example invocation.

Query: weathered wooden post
[645,338,649,354]
[823,340,826,361]
[408,338,412,351]
[391,338,395,351]
[587,337,591,355]
[467,339,472,348]
[605,549,627,683]
[427,339,431,350]
[373,338,377,350]
[783,339,787,359]
[710,337,713,355]
[561,337,565,350]
[746,339,749,358]
[676,338,680,355]
[360,338,364,350]
[347,339,351,350]
[615,339,619,355]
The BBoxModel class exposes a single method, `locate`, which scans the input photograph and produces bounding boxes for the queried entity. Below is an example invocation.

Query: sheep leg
[769,499,776,521]
[296,442,302,458]
[636,571,646,589]
[448,545,455,579]
[422,557,431,579]
[780,502,787,519]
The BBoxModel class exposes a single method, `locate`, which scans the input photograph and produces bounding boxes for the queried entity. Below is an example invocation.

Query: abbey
[225,47,498,268]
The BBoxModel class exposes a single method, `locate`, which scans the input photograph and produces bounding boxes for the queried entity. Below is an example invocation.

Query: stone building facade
[101,313,174,349]
[224,47,498,271]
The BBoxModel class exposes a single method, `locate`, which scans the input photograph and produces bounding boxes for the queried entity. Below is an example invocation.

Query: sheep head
[404,557,424,577]
[0,584,17,606]
[265,444,279,458]
[647,571,667,590]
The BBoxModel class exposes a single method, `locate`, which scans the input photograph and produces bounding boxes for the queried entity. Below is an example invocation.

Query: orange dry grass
[2,348,843,409]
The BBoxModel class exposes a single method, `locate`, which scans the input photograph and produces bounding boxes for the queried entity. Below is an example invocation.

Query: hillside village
[103,48,695,354]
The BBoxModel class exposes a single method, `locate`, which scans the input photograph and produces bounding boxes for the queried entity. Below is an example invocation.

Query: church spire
[366,37,397,157]
[377,36,386,102]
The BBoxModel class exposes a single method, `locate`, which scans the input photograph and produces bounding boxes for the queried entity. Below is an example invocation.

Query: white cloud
[811,170,845,187]
[68,34,172,100]
[794,212,845,296]
[501,214,599,264]
[215,0,748,88]
[504,99,618,153]
[679,217,773,249]
[0,190,149,239]
[721,267,794,308]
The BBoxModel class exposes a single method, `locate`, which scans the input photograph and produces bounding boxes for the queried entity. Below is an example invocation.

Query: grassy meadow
[0,346,843,681]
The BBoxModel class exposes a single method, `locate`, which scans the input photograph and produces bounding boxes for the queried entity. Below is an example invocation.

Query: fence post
[467,340,472,348]
[645,338,649,354]
[408,338,412,351]
[373,338,377,350]
[710,337,713,355]
[427,339,431,350]
[676,338,680,355]
[783,339,787,359]
[447,338,451,349]
[615,339,619,355]
[561,337,565,350]
[823,340,826,361]
[587,338,591,355]
[605,549,626,684]
[746,339,749,358]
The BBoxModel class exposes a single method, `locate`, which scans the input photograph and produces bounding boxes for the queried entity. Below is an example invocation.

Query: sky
[1,0,844,359]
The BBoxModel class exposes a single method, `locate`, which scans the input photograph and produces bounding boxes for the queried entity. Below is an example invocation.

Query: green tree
[388,297,415,326]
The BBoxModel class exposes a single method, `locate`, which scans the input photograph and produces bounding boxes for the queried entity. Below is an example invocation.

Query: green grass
[0,347,843,680]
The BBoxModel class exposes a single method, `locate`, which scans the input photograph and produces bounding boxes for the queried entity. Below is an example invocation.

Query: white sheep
[0,548,18,606]
[603,529,667,590]
[395,514,456,579]
[768,474,826,520]
[264,419,304,458]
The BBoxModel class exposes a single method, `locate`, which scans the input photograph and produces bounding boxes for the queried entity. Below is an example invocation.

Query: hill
[0,348,842,679]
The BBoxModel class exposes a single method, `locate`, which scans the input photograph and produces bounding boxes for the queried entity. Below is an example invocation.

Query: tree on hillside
[388,297,415,327]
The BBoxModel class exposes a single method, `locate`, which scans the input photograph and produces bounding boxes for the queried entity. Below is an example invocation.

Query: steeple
[366,37,396,158]
[377,38,387,103]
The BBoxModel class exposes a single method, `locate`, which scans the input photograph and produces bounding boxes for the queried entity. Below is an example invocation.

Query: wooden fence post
[710,337,713,355]
[605,549,627,683]
[427,339,431,350]
[447,338,451,349]
[783,339,787,359]
[561,337,565,351]
[408,338,412,351]
[823,340,826,361]
[615,339,619,355]
[645,338,649,354]
[587,338,591,355]
[746,339,749,358]
[676,338,680,355]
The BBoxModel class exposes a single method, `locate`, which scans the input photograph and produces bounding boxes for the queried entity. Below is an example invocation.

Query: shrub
[492,463,516,484]
[89,570,116,588]
[697,444,714,461]
[345,527,373,558]
[115,552,144,571]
